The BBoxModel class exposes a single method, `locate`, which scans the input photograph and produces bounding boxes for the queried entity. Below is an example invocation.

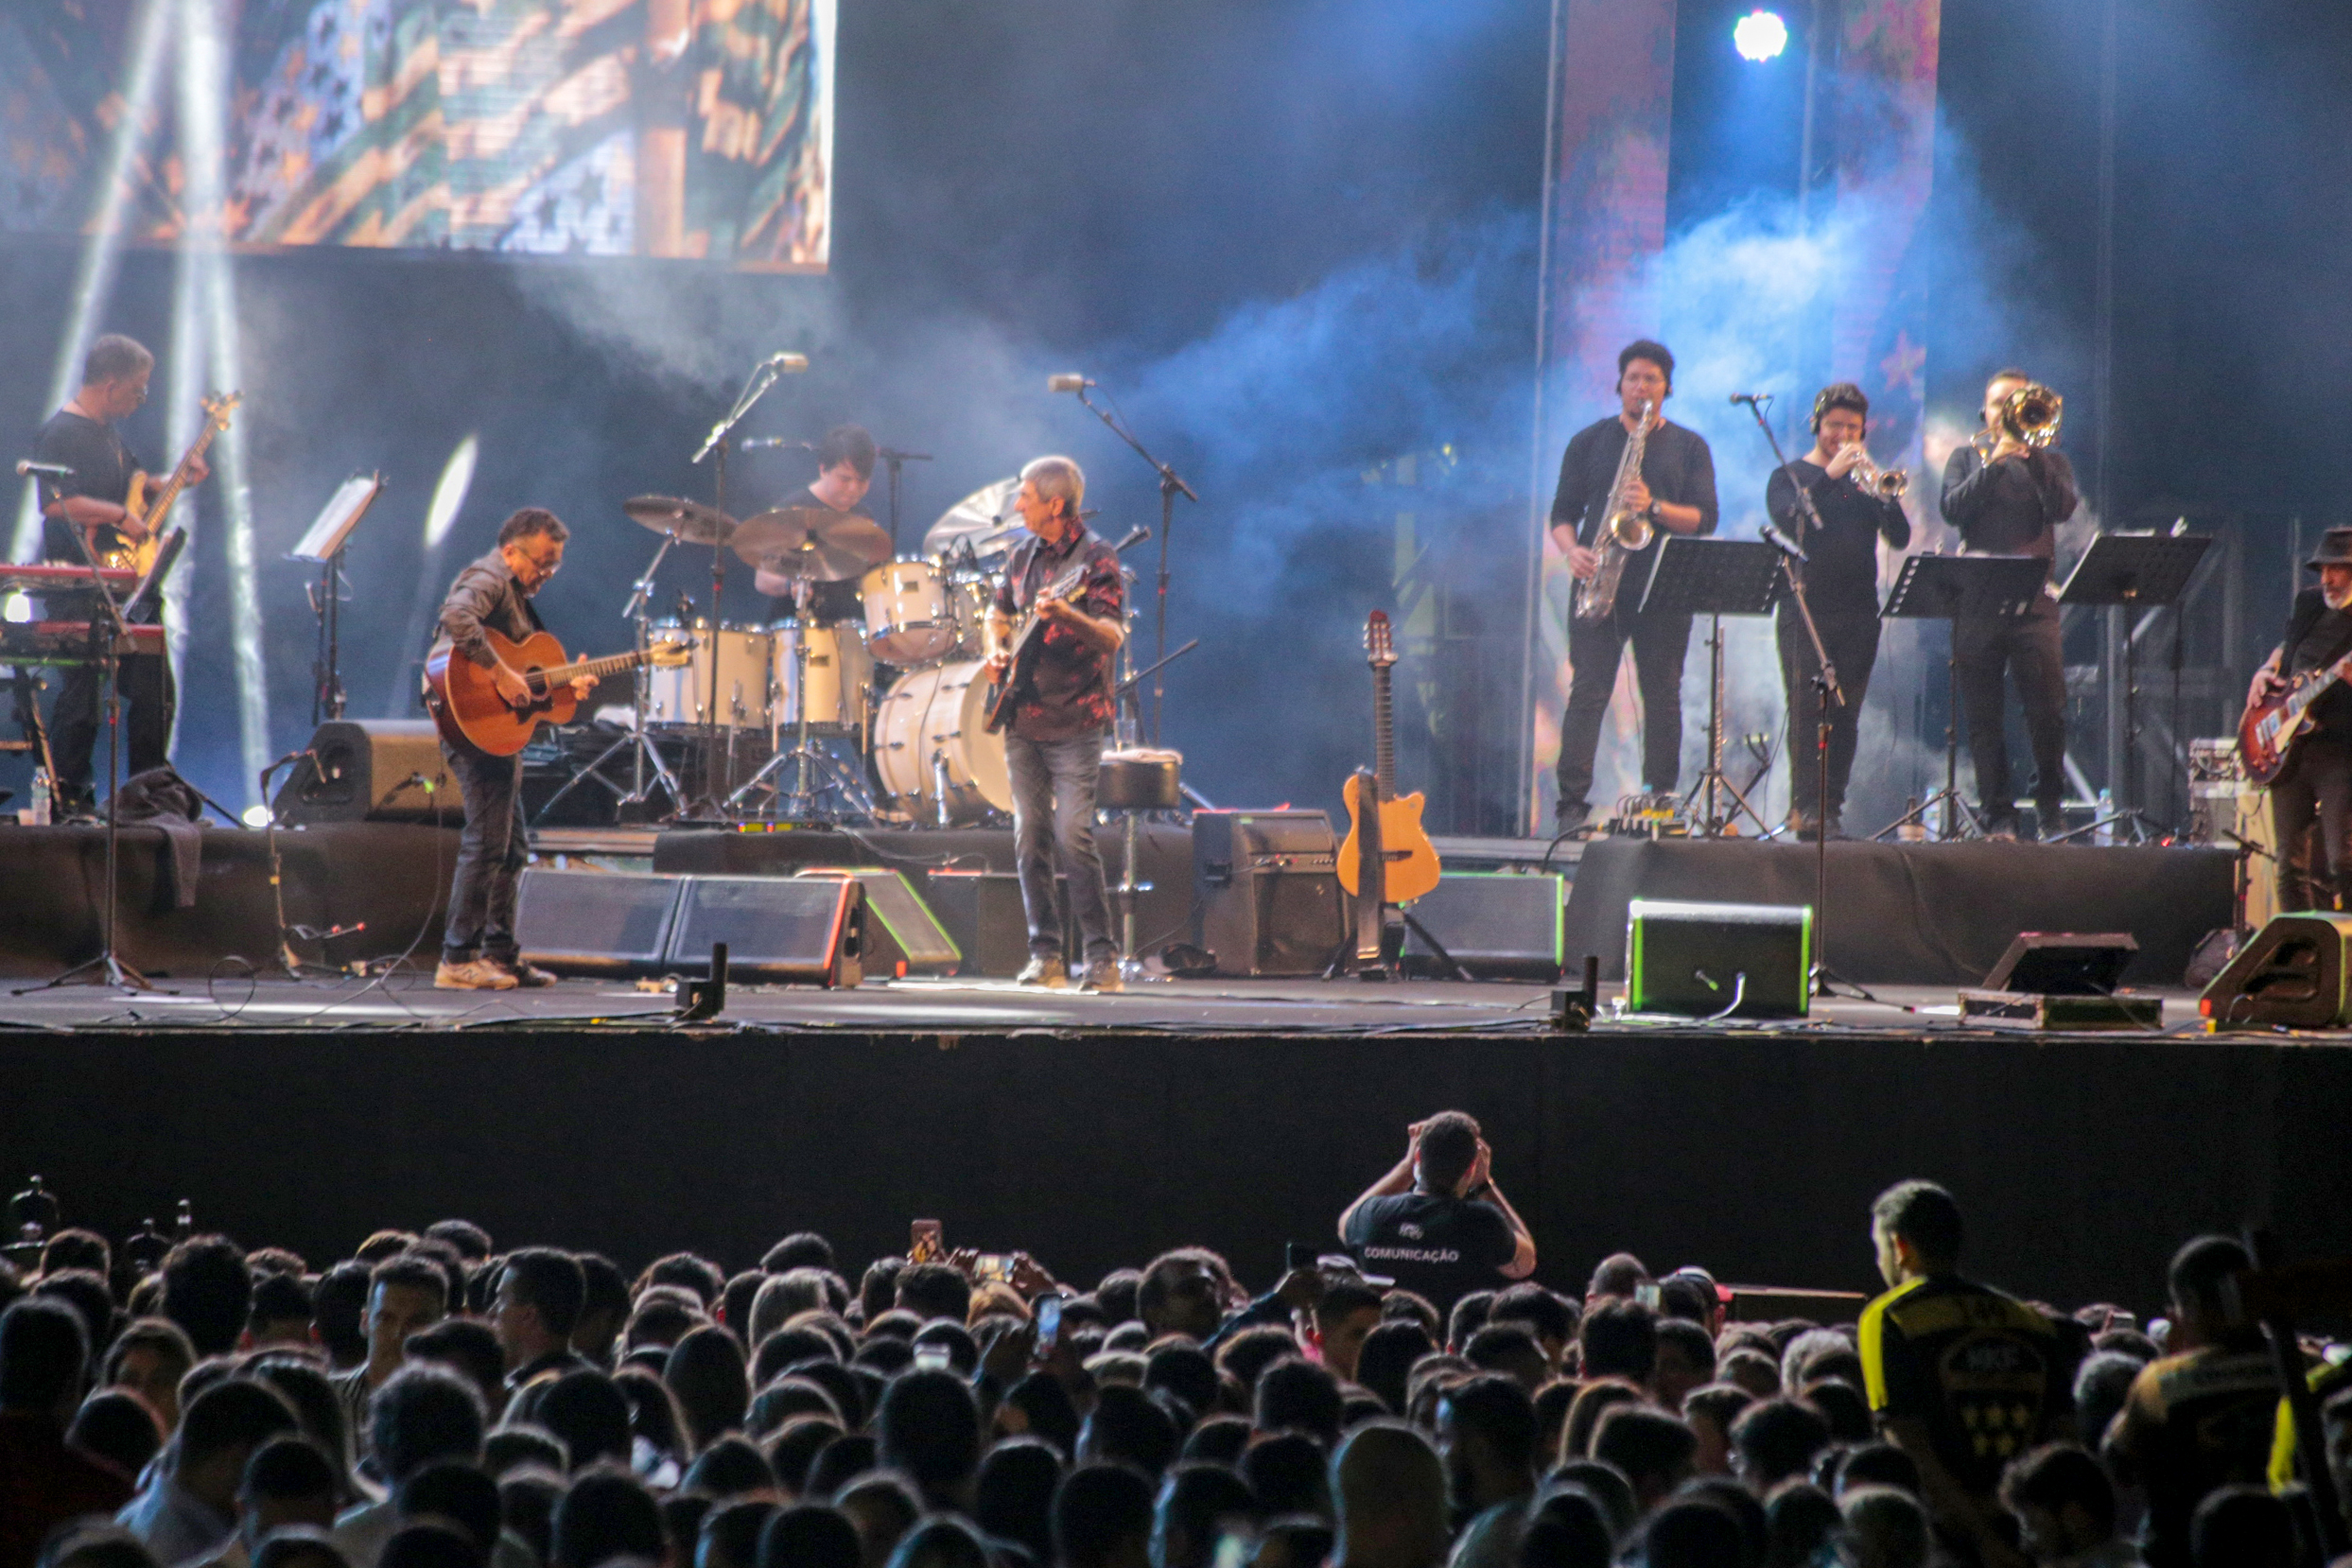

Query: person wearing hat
[2245,526,2352,910]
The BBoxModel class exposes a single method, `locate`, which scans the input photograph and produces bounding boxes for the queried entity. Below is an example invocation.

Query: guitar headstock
[1364,609,1396,671]
[649,640,696,669]
[201,392,241,425]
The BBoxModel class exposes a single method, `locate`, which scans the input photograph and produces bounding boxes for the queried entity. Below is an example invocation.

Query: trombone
[1971,381,2065,455]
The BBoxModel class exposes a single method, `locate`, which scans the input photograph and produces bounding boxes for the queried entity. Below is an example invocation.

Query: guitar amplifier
[1193,810,1346,977]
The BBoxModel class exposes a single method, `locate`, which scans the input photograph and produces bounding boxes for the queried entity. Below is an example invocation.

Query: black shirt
[1341,1192,1517,1313]
[2279,587,2352,735]
[436,550,546,670]
[2109,1346,2281,1568]
[1938,445,2079,566]
[31,409,153,623]
[763,485,870,625]
[991,524,1124,741]
[1550,416,1720,548]
[1766,459,1911,617]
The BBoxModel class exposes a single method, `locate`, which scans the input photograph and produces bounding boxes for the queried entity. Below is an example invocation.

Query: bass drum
[644,619,773,730]
[771,619,874,736]
[872,660,1012,825]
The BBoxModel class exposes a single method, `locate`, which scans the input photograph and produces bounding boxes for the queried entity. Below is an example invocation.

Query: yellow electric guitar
[107,392,239,575]
[1337,608,1441,904]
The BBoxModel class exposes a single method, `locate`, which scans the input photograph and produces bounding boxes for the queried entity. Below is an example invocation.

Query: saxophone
[1575,399,1656,620]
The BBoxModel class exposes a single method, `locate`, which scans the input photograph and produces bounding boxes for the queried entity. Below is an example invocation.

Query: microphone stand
[877,448,932,554]
[688,357,791,815]
[1736,394,1846,997]
[1066,385,1198,745]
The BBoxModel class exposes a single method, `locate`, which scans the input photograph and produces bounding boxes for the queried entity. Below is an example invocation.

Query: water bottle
[2093,788,2114,845]
[28,769,50,827]
[1896,796,1927,843]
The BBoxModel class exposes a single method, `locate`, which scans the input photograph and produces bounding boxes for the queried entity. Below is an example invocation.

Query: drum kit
[579,479,1044,827]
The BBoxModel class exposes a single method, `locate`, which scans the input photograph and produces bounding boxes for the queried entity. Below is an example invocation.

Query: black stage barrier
[1,1024,2343,1314]
[0,821,458,977]
[1563,839,2234,985]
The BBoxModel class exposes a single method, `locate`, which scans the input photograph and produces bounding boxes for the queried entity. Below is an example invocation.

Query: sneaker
[498,959,558,988]
[1016,954,1069,988]
[435,958,518,990]
[1078,958,1124,994]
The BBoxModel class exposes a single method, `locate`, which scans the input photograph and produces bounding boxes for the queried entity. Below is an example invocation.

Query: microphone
[1728,392,1767,407]
[1760,522,1809,563]
[764,353,810,373]
[1112,525,1151,551]
[1048,375,1094,393]
[15,460,72,479]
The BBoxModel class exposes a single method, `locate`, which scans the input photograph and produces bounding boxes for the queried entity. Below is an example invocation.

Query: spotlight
[241,804,272,828]
[424,435,480,549]
[1734,9,1789,62]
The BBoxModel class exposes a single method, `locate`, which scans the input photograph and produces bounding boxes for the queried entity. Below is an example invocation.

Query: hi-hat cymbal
[925,478,1022,561]
[732,505,894,581]
[625,495,737,546]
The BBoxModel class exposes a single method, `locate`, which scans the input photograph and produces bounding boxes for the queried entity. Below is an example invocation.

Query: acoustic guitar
[1337,609,1441,904]
[108,392,239,576]
[425,627,692,757]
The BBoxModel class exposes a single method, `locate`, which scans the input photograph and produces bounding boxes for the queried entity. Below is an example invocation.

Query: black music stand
[288,473,385,725]
[1873,553,2050,842]
[1637,536,1782,836]
[2054,531,2211,837]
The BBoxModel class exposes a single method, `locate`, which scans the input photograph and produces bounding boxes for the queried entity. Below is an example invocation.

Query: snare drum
[771,618,874,737]
[644,619,774,730]
[871,659,1013,824]
[861,559,958,665]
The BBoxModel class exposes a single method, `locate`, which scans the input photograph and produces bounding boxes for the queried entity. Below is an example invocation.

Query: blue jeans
[442,741,526,964]
[1004,728,1114,963]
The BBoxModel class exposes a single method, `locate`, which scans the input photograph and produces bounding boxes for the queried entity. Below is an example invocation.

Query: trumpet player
[1940,368,2080,841]
[1767,383,1911,839]
[1547,339,1719,830]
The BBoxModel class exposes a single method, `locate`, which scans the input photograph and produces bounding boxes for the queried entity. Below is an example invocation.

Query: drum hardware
[535,519,697,825]
[627,492,746,810]
[876,446,932,552]
[725,578,879,823]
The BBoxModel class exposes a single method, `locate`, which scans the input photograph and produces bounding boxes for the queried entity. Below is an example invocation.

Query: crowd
[0,1111,2345,1568]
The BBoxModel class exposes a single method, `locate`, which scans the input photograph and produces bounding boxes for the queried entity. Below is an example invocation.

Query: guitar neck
[539,649,649,685]
[1372,664,1396,797]
[139,422,226,529]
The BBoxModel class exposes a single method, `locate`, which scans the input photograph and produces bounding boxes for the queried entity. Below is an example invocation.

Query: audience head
[1080,1382,1184,1476]
[161,1234,251,1357]
[374,1361,485,1483]
[701,1500,780,1568]
[1577,1298,1657,1383]
[1584,1254,1650,1303]
[1152,1462,1257,1568]
[976,1436,1065,1564]
[1463,1324,1549,1393]
[1257,1355,1345,1445]
[1763,1482,1840,1568]
[1413,1111,1481,1195]
[2000,1442,2117,1561]
[1355,1320,1435,1415]
[1588,1405,1696,1511]
[885,1519,989,1568]
[760,1504,865,1568]
[1055,1461,1159,1568]
[102,1315,195,1431]
[551,1463,664,1568]
[1869,1180,1963,1286]
[1243,1431,1332,1521]
[835,1473,920,1567]
[1437,1373,1539,1513]
[1729,1397,1830,1491]
[2168,1234,2255,1346]
[1839,1485,1930,1568]
[1311,1279,1387,1381]
[668,1323,752,1451]
[894,1263,972,1325]
[496,1248,585,1369]
[1447,1293,1494,1353]
[1639,1496,1743,1568]
[69,1386,164,1477]
[177,1375,302,1508]
[1138,1249,1236,1342]
[876,1364,983,1507]
[1649,1319,1716,1411]
[1332,1421,1449,1568]
[685,1433,778,1499]
[1559,1380,1642,1463]
[0,1297,88,1421]
[1486,1284,1577,1368]
[365,1256,450,1376]
[237,1434,340,1543]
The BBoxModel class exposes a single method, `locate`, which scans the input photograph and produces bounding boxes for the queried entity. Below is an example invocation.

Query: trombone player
[1940,368,2078,840]
[1767,383,1911,839]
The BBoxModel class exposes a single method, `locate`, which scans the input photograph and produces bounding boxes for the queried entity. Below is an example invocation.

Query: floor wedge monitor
[668,874,865,986]
[2199,912,2352,1028]
[515,869,685,977]
[1626,897,1811,1019]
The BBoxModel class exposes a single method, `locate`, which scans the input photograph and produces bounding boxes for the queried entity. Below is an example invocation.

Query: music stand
[2056,531,2211,835]
[1873,553,2050,842]
[1637,536,1782,836]
[288,474,385,724]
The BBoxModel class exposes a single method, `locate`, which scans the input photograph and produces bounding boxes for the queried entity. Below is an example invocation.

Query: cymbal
[925,478,1021,561]
[625,496,737,546]
[732,505,894,581]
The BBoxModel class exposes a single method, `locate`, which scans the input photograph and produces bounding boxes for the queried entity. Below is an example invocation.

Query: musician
[1767,383,1911,839]
[31,335,194,812]
[429,509,594,991]
[983,456,1126,992]
[1549,340,1719,829]
[756,424,874,626]
[1939,369,2078,840]
[2246,528,2352,911]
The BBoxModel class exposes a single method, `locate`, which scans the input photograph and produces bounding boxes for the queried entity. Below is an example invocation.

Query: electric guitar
[2239,648,2352,786]
[982,558,1092,734]
[1336,609,1442,904]
[425,627,693,757]
[108,392,239,576]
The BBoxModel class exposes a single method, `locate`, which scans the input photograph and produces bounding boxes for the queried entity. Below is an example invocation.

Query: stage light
[1,594,29,625]
[1734,9,1789,61]
[241,804,271,828]
[425,436,480,549]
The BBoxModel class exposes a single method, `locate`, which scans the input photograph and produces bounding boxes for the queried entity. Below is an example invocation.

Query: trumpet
[1972,381,2065,454]
[1840,443,1908,499]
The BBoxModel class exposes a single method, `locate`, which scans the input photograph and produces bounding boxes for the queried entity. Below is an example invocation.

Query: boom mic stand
[689,355,797,814]
[877,447,932,554]
[1058,381,1198,744]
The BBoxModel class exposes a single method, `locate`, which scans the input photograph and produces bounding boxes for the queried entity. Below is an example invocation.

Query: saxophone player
[1548,340,1719,830]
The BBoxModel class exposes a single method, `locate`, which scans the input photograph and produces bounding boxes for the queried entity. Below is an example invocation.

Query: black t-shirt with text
[1858,1274,2084,1498]
[1342,1192,1516,1313]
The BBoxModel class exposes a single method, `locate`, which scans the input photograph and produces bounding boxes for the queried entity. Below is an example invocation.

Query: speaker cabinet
[1402,872,1566,980]
[1193,810,1345,977]
[668,875,864,986]
[1626,897,1811,1019]
[516,870,684,977]
[2199,912,2352,1028]
[796,867,961,977]
[1980,932,2138,994]
[272,721,453,823]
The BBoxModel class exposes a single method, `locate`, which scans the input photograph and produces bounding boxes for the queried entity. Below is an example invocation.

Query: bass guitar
[982,557,1092,734]
[2239,648,2352,786]
[107,392,238,576]
[425,627,693,757]
[1336,609,1441,904]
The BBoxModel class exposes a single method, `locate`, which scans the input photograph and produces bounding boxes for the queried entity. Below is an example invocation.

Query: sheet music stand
[1873,553,2050,842]
[2056,531,2211,832]
[1637,536,1782,837]
[289,474,386,723]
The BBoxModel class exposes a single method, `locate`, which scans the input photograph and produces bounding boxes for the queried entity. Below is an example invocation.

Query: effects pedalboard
[1605,792,1695,839]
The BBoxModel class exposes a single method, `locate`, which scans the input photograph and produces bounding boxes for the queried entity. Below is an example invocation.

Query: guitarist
[430,509,594,991]
[30,335,192,813]
[2246,528,2352,912]
[983,456,1126,992]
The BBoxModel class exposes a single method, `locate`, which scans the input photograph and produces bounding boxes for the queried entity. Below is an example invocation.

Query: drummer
[756,424,876,627]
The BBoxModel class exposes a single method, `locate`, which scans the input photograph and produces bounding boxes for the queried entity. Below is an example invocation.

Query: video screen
[0,0,833,270]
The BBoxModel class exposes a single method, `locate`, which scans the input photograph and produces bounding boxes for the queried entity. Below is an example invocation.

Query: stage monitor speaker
[1193,810,1345,977]
[1403,871,1566,980]
[516,869,684,977]
[1980,932,2138,995]
[797,867,961,977]
[921,869,1055,977]
[2198,912,2352,1028]
[272,720,453,824]
[667,875,864,986]
[1626,897,1811,1019]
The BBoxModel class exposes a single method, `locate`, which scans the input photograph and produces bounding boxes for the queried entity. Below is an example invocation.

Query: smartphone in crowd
[910,1219,944,1263]
[1286,1241,1314,1273]
[914,1341,952,1371]
[1036,1295,1064,1356]
[1635,1281,1663,1310]
[975,1253,1016,1283]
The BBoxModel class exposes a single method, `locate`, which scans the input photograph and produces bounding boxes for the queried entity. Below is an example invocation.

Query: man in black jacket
[430,509,592,989]
[1549,340,1719,829]
[2245,527,2352,910]
[1939,369,2079,840]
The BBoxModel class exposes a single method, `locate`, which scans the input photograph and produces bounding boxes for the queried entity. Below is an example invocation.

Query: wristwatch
[1643,501,1662,526]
